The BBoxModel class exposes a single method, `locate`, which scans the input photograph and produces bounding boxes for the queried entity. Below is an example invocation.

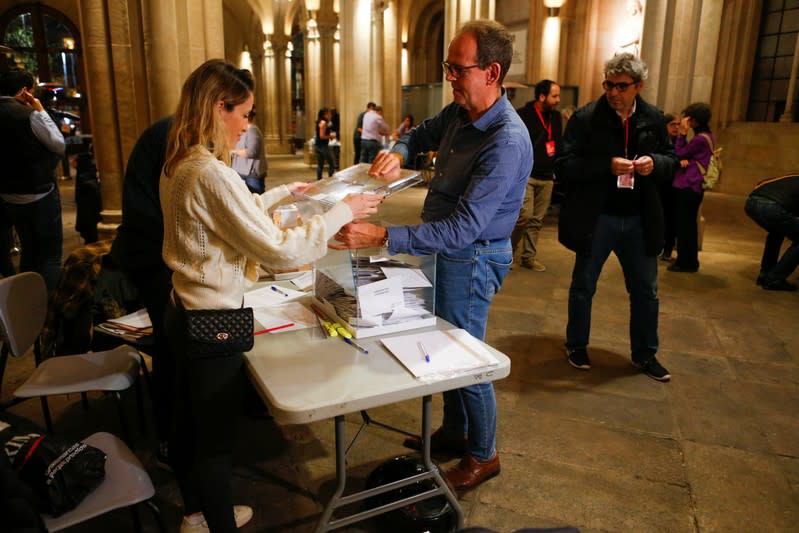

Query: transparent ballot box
[301,163,423,210]
[314,248,436,338]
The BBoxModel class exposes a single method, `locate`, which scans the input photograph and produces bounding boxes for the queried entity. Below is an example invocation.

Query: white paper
[380,266,433,288]
[290,270,314,290]
[106,308,152,329]
[356,276,404,318]
[380,329,498,379]
[244,284,305,307]
[253,302,315,333]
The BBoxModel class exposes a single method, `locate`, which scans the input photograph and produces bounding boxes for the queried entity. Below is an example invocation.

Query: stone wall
[716,122,799,196]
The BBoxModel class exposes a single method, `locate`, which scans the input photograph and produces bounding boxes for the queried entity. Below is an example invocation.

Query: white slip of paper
[252,302,316,333]
[380,329,499,381]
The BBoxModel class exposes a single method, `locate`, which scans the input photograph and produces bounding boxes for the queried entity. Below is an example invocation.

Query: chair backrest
[0,272,48,357]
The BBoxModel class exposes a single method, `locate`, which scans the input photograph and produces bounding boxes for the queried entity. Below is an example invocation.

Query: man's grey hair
[457,20,514,85]
[604,53,648,83]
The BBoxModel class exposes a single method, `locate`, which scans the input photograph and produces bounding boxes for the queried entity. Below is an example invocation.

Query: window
[1,5,84,130]
[747,1,799,121]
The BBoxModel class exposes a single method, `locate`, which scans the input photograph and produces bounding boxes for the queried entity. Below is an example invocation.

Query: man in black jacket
[554,53,677,382]
[108,117,174,466]
[512,79,562,271]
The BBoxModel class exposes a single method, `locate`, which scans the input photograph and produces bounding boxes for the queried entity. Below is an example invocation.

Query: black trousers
[164,298,243,533]
[674,187,704,270]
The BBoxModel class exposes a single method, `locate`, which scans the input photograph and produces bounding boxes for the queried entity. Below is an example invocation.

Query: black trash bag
[364,455,457,533]
[5,433,106,517]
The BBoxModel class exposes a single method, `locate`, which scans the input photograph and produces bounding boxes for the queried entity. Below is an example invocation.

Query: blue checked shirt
[386,92,533,255]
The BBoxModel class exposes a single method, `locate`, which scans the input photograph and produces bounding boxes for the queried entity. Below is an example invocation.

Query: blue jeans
[566,214,659,362]
[315,145,335,180]
[745,195,799,283]
[359,139,381,164]
[435,238,511,462]
[1,187,63,293]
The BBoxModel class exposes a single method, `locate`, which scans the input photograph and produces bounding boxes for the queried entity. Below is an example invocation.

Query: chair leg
[130,503,143,533]
[40,396,53,433]
[145,499,168,533]
[134,378,147,436]
[138,353,153,399]
[113,392,133,445]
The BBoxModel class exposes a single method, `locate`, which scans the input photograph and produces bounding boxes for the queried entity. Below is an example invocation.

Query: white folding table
[244,318,511,532]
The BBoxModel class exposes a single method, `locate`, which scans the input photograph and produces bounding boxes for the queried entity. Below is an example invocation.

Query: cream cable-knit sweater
[160,145,352,309]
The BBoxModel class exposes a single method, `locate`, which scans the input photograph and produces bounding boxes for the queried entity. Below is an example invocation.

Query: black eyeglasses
[442,61,480,79]
[602,80,637,92]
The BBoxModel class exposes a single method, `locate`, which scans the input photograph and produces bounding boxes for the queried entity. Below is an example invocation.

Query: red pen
[253,323,295,335]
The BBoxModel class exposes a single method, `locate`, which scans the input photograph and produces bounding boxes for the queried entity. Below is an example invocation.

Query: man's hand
[16,88,44,112]
[329,221,387,250]
[632,155,654,176]
[369,151,403,182]
[611,157,635,176]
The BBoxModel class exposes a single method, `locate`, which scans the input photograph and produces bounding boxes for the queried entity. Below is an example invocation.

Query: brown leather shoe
[402,428,468,457]
[444,452,500,492]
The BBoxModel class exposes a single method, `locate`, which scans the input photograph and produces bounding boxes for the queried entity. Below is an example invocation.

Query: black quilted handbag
[185,307,254,358]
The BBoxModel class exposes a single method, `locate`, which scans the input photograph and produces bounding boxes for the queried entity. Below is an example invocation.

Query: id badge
[545,140,556,157]
[617,173,635,189]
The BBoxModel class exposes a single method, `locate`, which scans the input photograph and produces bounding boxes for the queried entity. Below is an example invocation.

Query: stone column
[382,2,401,129]
[339,0,375,167]
[77,0,124,230]
[779,32,799,123]
[203,0,224,59]
[145,0,182,120]
[305,17,322,143]
[263,37,285,154]
[371,1,386,105]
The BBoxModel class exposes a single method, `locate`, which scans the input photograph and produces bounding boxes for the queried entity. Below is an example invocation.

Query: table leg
[314,414,347,533]
[420,394,465,529]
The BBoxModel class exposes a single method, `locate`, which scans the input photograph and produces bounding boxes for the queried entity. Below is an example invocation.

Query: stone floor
[2,154,798,533]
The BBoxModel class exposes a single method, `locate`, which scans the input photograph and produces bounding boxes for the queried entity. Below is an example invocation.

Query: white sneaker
[179,505,253,532]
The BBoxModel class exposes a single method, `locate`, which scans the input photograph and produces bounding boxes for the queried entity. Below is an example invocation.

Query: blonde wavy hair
[164,59,254,177]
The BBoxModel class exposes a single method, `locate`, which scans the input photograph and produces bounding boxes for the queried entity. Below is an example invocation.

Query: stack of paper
[380,329,499,380]
[97,308,152,339]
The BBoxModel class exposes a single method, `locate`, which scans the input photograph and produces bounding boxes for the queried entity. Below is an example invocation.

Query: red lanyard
[621,114,630,158]
[535,106,552,141]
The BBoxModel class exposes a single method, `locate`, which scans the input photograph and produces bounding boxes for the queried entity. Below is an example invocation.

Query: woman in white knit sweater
[160,59,381,533]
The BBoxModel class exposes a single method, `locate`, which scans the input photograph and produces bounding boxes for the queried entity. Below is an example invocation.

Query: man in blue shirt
[334,20,532,493]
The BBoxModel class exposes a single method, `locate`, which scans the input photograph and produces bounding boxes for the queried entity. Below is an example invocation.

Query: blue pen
[343,336,369,354]
[418,341,430,363]
[270,285,289,297]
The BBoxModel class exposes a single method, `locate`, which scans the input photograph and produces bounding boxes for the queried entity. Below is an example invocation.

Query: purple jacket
[673,132,715,193]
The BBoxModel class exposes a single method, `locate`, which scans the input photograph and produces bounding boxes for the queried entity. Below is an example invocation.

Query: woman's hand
[342,193,383,220]
[287,181,313,195]
[679,116,691,136]
[679,159,690,168]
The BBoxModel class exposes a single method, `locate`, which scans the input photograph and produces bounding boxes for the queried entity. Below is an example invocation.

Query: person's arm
[554,103,608,186]
[191,164,380,269]
[319,120,331,140]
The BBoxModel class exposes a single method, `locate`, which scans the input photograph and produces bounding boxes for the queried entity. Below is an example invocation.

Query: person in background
[160,59,381,533]
[359,104,390,164]
[334,20,532,493]
[659,112,680,261]
[555,52,677,382]
[668,102,714,273]
[393,113,414,140]
[353,101,376,165]
[108,116,175,470]
[315,107,336,180]
[744,173,799,291]
[511,79,562,272]
[231,108,267,194]
[0,69,64,293]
